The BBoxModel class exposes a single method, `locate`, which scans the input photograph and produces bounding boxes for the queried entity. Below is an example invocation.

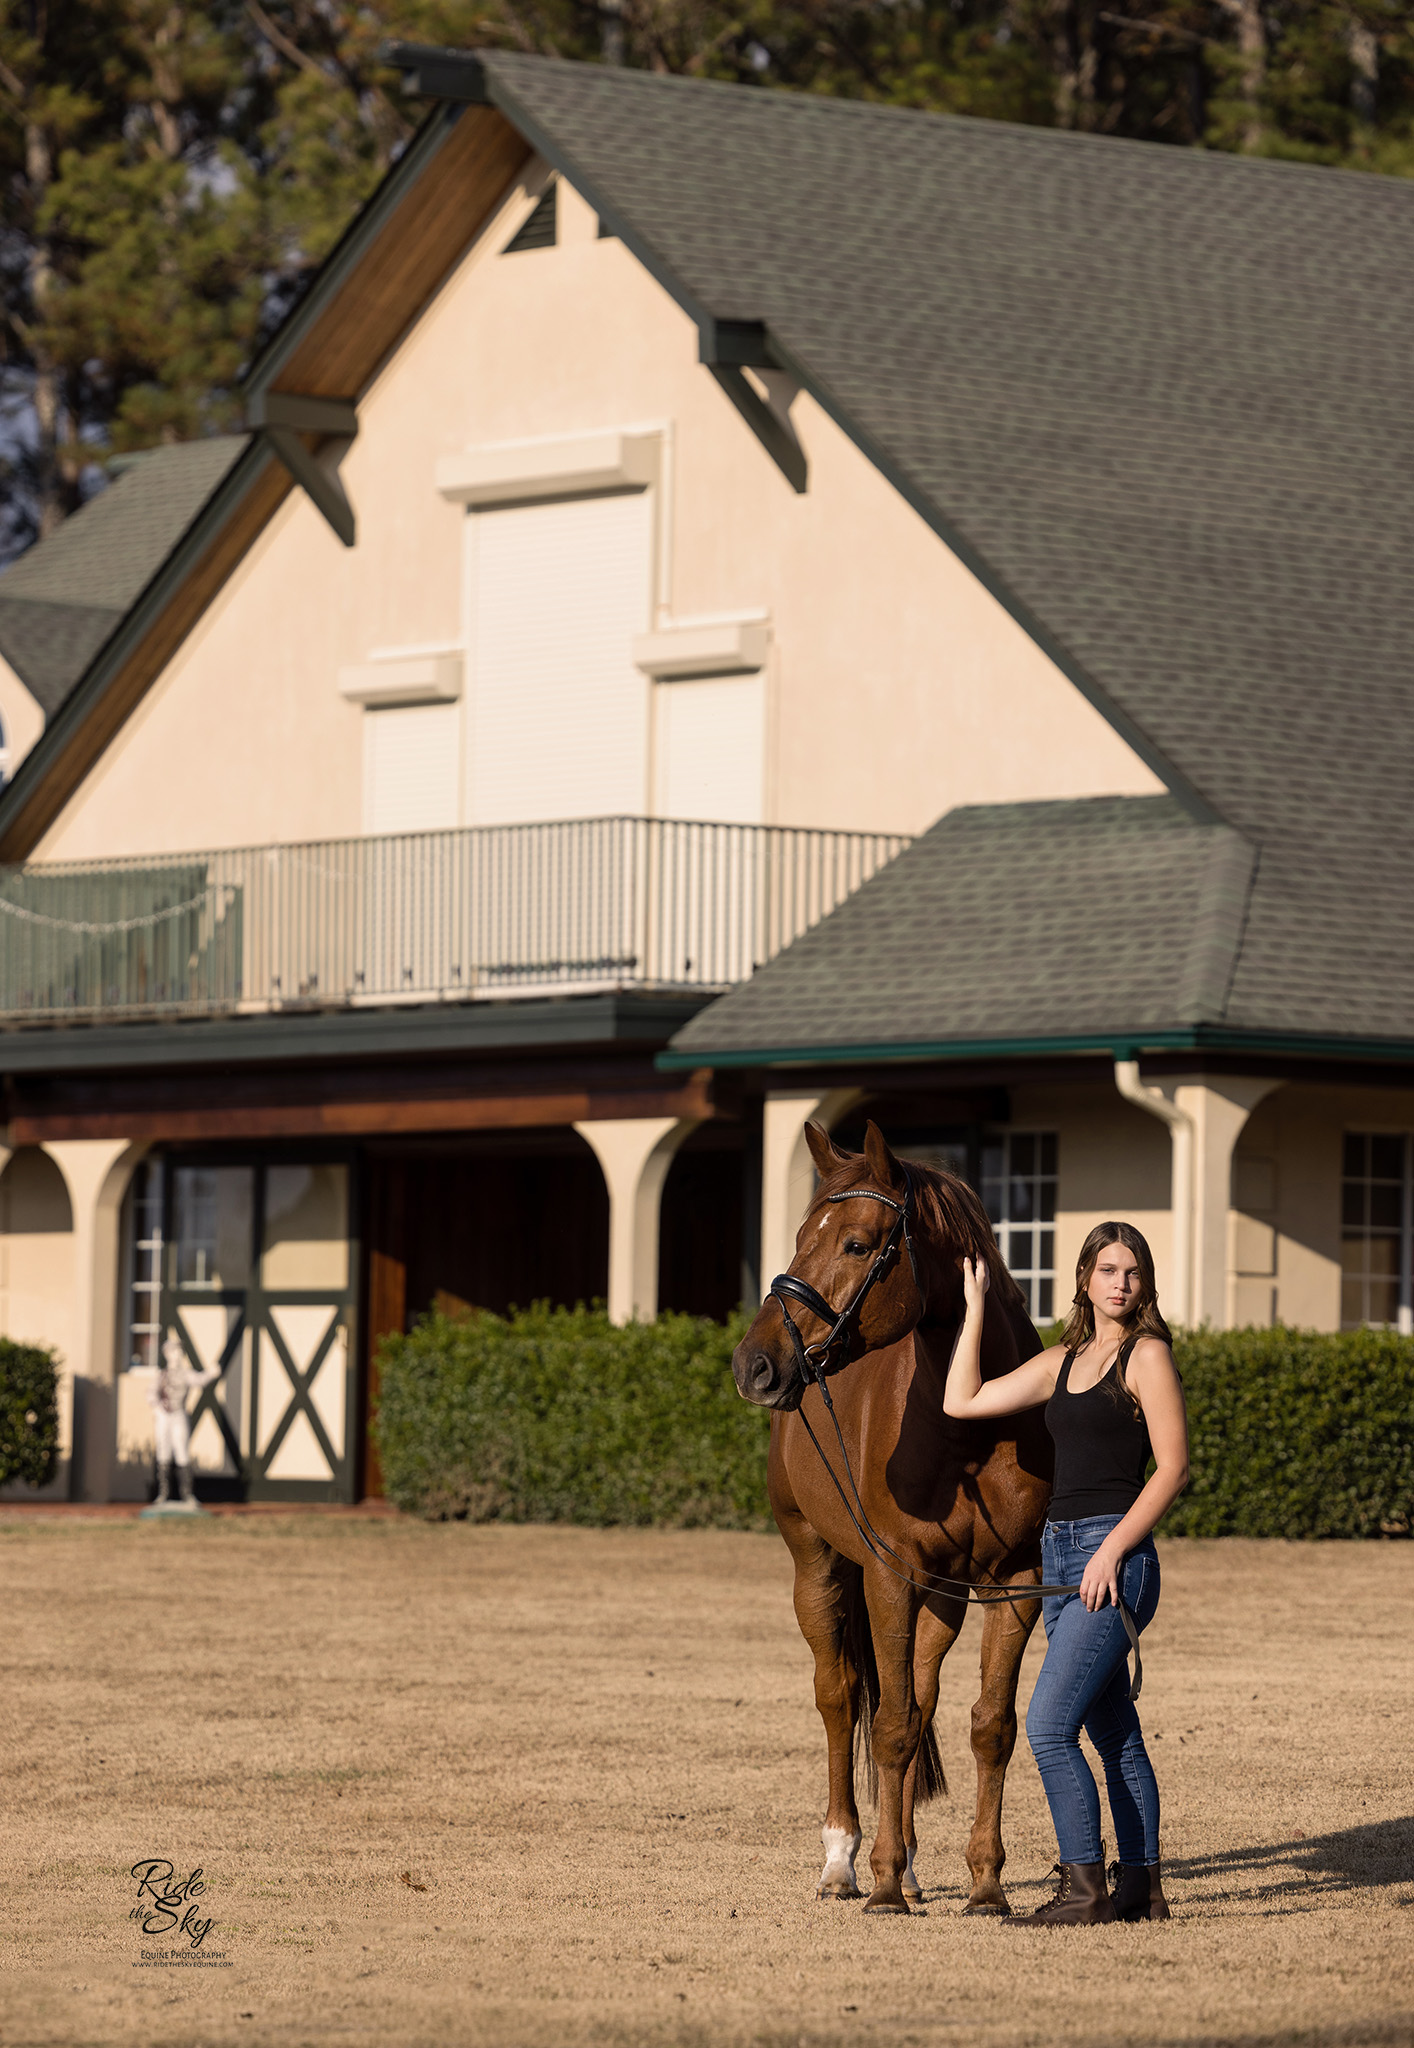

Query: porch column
[41,1139,146,1502]
[574,1117,702,1324]
[1173,1078,1281,1328]
[760,1088,864,1290]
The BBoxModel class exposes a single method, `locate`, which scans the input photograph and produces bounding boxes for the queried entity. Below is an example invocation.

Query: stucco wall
[0,653,45,785]
[36,169,1160,863]
[1008,1076,1414,1336]
[1233,1082,1414,1332]
[1009,1080,1174,1321]
[0,1147,75,1499]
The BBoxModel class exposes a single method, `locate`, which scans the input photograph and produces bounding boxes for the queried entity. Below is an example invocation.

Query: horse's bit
[767,1168,1143,1699]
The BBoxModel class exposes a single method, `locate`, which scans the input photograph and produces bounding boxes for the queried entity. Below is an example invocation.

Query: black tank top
[1045,1343,1153,1519]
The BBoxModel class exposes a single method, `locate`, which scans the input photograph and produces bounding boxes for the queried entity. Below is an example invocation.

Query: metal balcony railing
[0,816,910,1024]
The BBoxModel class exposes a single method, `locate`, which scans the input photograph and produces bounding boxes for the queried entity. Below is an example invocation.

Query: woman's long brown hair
[1061,1221,1172,1408]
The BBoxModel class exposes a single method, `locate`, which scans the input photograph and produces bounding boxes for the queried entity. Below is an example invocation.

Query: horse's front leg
[788,1536,866,1899]
[900,1593,965,1901]
[965,1576,1041,1915]
[862,1568,922,1914]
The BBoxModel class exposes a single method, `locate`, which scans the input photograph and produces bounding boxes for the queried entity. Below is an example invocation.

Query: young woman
[944,1221,1189,1927]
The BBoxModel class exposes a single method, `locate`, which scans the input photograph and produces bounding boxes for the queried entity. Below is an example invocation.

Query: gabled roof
[0,102,529,858]
[667,797,1256,1063]
[0,438,248,715]
[0,55,1407,1059]
[452,55,1414,1051]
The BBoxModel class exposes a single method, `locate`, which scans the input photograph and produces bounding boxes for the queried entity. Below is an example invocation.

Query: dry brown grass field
[0,1515,1409,2048]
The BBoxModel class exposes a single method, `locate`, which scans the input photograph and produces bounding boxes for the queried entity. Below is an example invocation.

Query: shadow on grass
[1170,1813,1414,1901]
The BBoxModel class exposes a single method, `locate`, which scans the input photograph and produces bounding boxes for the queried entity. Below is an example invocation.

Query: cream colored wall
[1233,1082,1414,1332]
[0,651,46,782]
[1009,1080,1174,1320]
[0,1147,75,1498]
[36,166,1161,862]
[1010,1075,1414,1335]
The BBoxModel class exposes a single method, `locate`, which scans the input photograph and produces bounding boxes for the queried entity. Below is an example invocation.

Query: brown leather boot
[1004,1861,1115,1927]
[1109,1861,1171,1922]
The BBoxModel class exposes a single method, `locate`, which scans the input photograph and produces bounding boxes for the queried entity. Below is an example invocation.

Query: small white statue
[146,1333,221,1511]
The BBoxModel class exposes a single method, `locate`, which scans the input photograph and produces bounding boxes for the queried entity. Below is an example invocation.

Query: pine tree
[0,0,1411,560]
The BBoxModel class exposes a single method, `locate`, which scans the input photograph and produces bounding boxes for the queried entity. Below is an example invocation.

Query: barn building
[0,50,1409,1502]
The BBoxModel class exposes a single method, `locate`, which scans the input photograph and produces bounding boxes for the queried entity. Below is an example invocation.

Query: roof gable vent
[503,184,556,254]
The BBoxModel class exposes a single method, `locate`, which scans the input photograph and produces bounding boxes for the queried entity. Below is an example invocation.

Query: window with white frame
[121,1158,165,1369]
[1341,1133,1412,1331]
[981,1132,1058,1322]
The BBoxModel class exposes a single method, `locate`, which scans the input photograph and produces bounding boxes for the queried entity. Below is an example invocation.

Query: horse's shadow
[1168,1814,1414,1903]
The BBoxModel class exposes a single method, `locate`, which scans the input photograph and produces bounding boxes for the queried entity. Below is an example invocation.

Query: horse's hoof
[902,1886,924,1904]
[816,1882,862,1901]
[862,1890,911,1915]
[963,1897,1010,1917]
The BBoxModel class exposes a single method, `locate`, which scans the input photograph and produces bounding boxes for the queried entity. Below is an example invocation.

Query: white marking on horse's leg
[818,1824,863,1899]
[902,1843,921,1899]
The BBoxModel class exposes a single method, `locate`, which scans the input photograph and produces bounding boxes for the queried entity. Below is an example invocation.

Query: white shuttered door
[467,494,654,824]
[363,703,460,835]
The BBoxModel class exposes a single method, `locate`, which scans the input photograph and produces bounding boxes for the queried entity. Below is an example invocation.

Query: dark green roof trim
[242,104,464,397]
[0,436,277,852]
[0,989,712,1077]
[657,1025,1414,1071]
[411,49,1215,826]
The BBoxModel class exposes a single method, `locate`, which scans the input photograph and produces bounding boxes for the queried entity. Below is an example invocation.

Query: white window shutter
[653,675,765,824]
[363,702,460,835]
[466,493,654,824]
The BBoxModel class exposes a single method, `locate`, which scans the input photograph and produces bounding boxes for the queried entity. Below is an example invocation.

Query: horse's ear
[804,1121,850,1177]
[862,1120,906,1193]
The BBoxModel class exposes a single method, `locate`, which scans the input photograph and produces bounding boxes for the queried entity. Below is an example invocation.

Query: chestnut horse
[731,1120,1052,1915]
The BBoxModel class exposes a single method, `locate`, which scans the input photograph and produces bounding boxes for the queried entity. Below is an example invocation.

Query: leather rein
[768,1166,1143,1700]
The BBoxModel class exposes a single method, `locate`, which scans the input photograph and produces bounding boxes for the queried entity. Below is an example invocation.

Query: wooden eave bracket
[246,391,359,547]
[699,319,807,494]
[386,41,491,102]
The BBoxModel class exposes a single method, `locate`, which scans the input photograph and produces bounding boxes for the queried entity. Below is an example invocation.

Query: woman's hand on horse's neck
[942,1258,1060,1420]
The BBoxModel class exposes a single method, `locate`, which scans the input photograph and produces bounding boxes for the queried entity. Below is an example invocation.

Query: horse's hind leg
[964,1582,1041,1915]
[900,1595,965,1902]
[789,1537,867,1900]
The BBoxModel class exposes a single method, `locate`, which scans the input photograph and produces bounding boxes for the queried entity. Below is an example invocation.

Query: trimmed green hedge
[374,1312,1414,1538]
[374,1305,769,1527]
[1163,1327,1414,1539]
[0,1340,60,1489]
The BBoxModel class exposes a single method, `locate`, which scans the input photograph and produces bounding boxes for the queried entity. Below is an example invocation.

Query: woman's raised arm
[942,1257,1062,1419]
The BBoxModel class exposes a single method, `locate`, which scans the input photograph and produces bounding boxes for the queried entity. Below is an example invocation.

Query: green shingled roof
[460,55,1414,1052]
[0,438,248,715]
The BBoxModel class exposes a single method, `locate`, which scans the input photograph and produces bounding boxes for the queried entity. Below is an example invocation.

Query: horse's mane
[814,1151,1029,1318]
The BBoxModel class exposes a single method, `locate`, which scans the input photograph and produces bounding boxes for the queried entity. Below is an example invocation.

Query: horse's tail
[845,1576,947,1808]
[914,1718,947,1806]
[845,1573,880,1804]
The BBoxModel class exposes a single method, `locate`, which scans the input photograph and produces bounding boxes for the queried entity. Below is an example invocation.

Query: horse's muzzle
[731,1341,804,1410]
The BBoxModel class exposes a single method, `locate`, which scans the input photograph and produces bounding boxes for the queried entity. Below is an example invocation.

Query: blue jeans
[1024,1515,1162,1865]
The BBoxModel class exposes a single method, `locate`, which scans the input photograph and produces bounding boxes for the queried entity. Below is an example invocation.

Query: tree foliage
[0,0,1410,552]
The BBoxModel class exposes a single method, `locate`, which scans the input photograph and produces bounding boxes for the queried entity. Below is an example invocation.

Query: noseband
[768,1167,917,1409]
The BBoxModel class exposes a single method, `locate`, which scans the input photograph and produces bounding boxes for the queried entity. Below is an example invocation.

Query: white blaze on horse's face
[817,1824,863,1900]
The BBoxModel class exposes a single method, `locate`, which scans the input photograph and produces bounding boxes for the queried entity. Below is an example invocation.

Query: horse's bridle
[765,1164,1143,1700]
[768,1167,917,1406]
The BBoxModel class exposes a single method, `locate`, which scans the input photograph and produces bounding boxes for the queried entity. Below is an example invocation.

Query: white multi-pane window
[122,1158,165,1369]
[1341,1133,1413,1332]
[981,1132,1058,1322]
